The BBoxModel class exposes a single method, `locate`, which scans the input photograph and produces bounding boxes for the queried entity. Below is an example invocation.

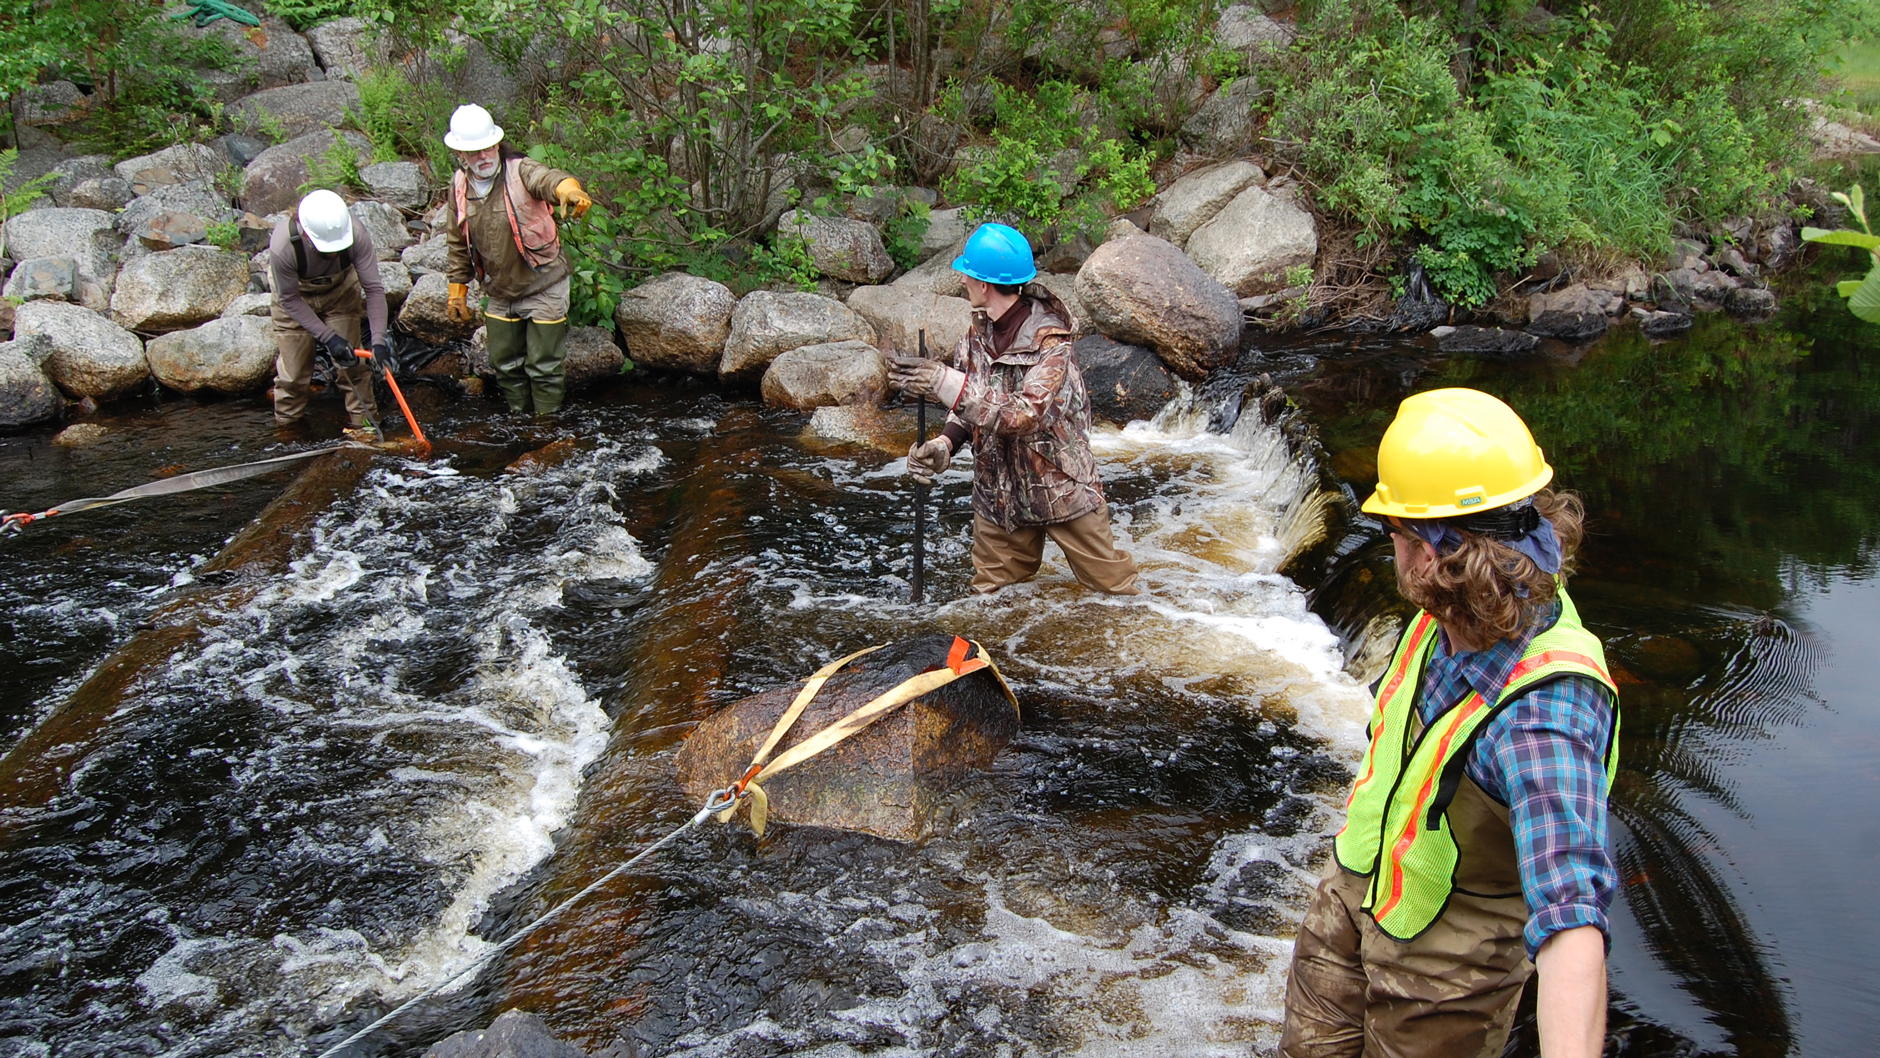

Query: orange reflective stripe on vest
[1333,584,1620,940]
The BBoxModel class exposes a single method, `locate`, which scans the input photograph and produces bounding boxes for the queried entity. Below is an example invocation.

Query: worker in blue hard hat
[887,222,1139,595]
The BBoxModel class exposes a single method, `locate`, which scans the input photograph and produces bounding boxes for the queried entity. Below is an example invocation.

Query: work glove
[554,178,592,220]
[321,332,358,367]
[887,353,967,408]
[371,338,399,375]
[906,436,953,486]
[447,282,476,324]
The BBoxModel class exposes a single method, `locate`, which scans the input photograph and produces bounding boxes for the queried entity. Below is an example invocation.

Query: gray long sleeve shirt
[269,216,389,344]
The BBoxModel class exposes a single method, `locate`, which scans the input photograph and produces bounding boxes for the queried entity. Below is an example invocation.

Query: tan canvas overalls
[271,267,378,427]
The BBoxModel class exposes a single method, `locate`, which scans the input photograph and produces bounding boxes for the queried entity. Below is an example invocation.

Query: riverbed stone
[1724,286,1778,319]
[397,272,481,345]
[230,81,361,141]
[144,316,278,394]
[611,272,737,374]
[2,258,76,302]
[674,634,1021,842]
[846,284,973,357]
[45,155,114,206]
[241,130,375,217]
[2,208,122,289]
[1431,325,1541,356]
[1651,271,1694,313]
[402,234,450,276]
[1074,233,1242,381]
[184,15,319,103]
[110,246,251,333]
[1633,308,1694,338]
[1072,334,1179,425]
[1691,268,1741,306]
[761,339,888,410]
[421,1009,587,1058]
[0,337,60,427]
[1179,76,1263,157]
[564,326,628,385]
[52,422,108,447]
[720,290,878,383]
[1524,284,1609,342]
[137,212,212,251]
[1185,184,1318,296]
[12,301,148,399]
[350,199,414,259]
[221,293,274,319]
[778,209,896,283]
[359,161,430,210]
[67,177,134,212]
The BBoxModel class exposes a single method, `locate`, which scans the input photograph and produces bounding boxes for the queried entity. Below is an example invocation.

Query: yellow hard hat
[1361,388,1552,519]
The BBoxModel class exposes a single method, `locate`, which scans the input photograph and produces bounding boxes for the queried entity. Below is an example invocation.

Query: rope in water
[0,445,354,536]
[311,788,738,1058]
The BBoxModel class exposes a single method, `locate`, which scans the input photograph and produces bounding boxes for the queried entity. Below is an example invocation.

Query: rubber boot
[484,315,532,413]
[524,319,569,417]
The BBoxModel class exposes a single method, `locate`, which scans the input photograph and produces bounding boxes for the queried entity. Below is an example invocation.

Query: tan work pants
[272,272,379,427]
[1280,865,1532,1058]
[970,506,1140,595]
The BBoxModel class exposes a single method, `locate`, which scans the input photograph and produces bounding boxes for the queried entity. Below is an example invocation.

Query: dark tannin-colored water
[0,268,1873,1057]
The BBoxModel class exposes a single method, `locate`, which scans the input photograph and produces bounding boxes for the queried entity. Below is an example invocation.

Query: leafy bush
[265,0,361,29]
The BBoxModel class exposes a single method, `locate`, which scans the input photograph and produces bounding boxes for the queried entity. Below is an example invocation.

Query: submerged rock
[1071,334,1179,425]
[1432,325,1540,356]
[675,634,1021,842]
[421,1009,588,1058]
[1724,286,1777,319]
[52,423,108,447]
[1524,283,1609,342]
[1633,308,1694,338]
[801,402,919,454]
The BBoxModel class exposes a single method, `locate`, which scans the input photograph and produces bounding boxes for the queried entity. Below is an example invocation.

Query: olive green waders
[484,277,571,415]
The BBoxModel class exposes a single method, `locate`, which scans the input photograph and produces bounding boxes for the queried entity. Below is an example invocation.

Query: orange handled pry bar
[355,349,430,457]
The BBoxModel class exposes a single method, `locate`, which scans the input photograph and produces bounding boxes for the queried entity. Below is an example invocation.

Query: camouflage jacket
[944,286,1105,530]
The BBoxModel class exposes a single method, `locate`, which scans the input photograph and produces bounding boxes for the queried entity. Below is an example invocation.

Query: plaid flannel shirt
[1414,602,1618,958]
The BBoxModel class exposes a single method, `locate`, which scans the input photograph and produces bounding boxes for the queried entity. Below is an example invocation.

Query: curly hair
[1396,490,1585,647]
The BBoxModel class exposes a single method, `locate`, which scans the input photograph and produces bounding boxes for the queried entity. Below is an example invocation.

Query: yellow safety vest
[1333,588,1620,940]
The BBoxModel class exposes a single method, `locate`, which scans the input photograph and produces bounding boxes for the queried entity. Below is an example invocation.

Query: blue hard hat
[953,223,1037,285]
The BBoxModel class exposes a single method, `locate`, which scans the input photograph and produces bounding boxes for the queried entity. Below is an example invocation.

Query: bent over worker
[271,189,393,440]
[442,103,591,416]
[1281,388,1617,1058]
[887,223,1138,595]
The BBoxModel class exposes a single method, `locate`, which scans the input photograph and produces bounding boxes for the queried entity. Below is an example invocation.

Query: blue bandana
[1397,500,1563,575]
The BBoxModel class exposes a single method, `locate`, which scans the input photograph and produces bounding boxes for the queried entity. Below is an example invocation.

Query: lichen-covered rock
[674,634,1020,842]
[12,301,148,399]
[137,212,211,251]
[111,245,251,333]
[240,130,374,217]
[720,290,877,382]
[221,293,274,319]
[15,81,87,126]
[379,261,412,311]
[921,207,970,261]
[359,161,429,210]
[1074,233,1242,381]
[402,234,450,276]
[229,81,361,139]
[1216,4,1296,52]
[1148,161,1265,249]
[1178,76,1263,158]
[760,339,888,409]
[779,209,895,283]
[67,176,134,212]
[349,199,414,259]
[45,155,114,207]
[1185,184,1318,295]
[1071,335,1180,425]
[116,181,237,239]
[1524,284,1609,342]
[304,17,389,81]
[894,239,968,297]
[113,143,228,187]
[2,258,76,302]
[0,337,61,427]
[2,208,122,288]
[846,284,973,357]
[144,316,278,394]
[397,272,480,345]
[612,272,737,374]
[183,15,319,103]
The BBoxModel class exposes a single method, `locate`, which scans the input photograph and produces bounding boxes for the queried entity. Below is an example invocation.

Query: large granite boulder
[894,238,969,297]
[1524,284,1609,342]
[0,336,61,427]
[350,199,414,259]
[113,143,228,188]
[240,130,375,217]
[1147,161,1264,248]
[674,635,1021,842]
[183,15,319,103]
[379,261,413,311]
[612,272,737,374]
[720,290,878,382]
[359,161,429,210]
[402,233,450,276]
[116,180,237,237]
[2,258,76,302]
[397,272,480,345]
[846,284,973,357]
[1033,272,1090,336]
[1074,233,1242,381]
[1071,335,1180,425]
[111,246,251,333]
[68,177,134,212]
[1179,76,1263,157]
[144,316,278,394]
[304,17,388,81]
[229,81,361,140]
[12,301,148,399]
[921,207,970,261]
[421,1010,587,1058]
[778,209,896,283]
[14,81,87,127]
[44,155,113,207]
[760,339,888,410]
[1216,4,1296,52]
[1185,185,1318,295]
[2,208,122,292]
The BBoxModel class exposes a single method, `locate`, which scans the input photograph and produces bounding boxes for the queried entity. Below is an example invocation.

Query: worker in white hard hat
[441,103,591,416]
[270,188,394,440]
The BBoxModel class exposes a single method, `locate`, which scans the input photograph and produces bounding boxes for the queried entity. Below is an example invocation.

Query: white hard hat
[444,103,504,152]
[297,189,354,253]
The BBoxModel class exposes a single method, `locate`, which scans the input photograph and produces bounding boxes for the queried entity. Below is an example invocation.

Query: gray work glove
[887,353,966,407]
[906,436,953,486]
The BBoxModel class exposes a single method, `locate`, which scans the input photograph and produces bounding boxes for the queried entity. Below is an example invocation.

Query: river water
[0,277,1873,1057]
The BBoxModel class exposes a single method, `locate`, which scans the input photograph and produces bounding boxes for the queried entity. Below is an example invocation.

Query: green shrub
[264,0,360,30]
[882,198,933,272]
[204,220,242,252]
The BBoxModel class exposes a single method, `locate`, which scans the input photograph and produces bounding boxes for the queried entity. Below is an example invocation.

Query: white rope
[312,791,735,1058]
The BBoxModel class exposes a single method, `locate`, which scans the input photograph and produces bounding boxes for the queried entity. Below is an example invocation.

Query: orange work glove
[446,282,476,324]
[554,177,591,219]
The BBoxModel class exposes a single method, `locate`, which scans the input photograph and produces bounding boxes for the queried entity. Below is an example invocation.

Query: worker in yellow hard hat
[1279,388,1618,1058]
[442,103,592,417]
